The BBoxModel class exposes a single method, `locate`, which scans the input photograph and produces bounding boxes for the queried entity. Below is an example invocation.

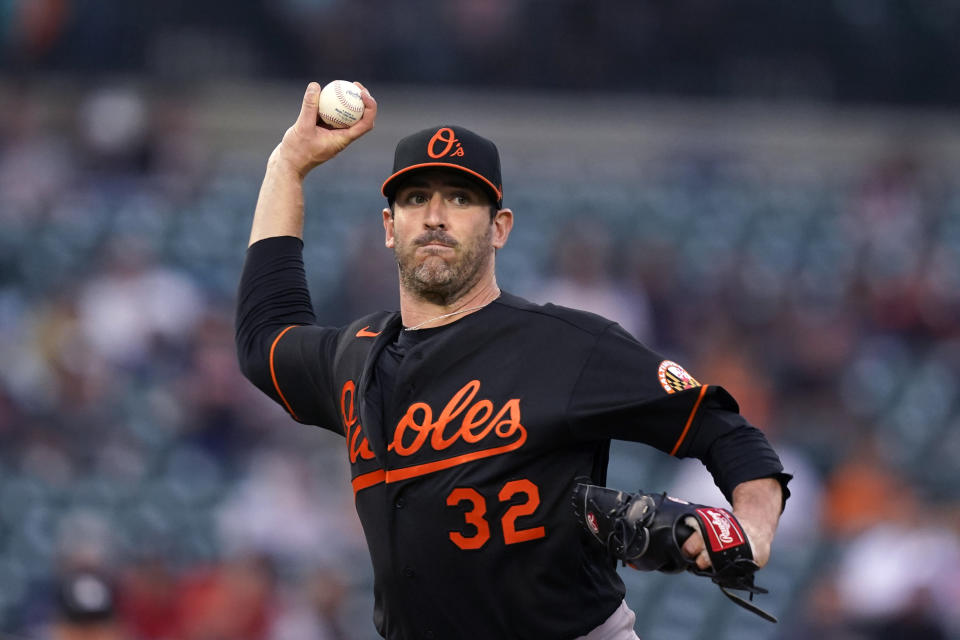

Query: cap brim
[381,163,502,205]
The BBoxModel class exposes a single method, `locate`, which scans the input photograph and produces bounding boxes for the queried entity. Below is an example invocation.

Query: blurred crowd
[0,84,373,639]
[0,79,958,640]
[4,0,960,105]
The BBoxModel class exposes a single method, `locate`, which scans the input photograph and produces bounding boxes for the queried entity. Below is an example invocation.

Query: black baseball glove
[571,483,777,622]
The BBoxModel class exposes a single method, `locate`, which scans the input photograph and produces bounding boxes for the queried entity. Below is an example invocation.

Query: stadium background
[2,1,959,638]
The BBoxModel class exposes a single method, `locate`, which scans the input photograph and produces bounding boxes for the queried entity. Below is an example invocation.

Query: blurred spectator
[0,89,75,219]
[849,155,931,337]
[30,290,110,411]
[216,451,365,568]
[176,310,267,462]
[625,241,686,350]
[4,0,70,62]
[76,236,203,369]
[270,568,350,640]
[49,569,129,640]
[780,573,869,640]
[873,588,950,640]
[175,554,275,640]
[115,559,179,640]
[535,221,652,342]
[821,433,912,539]
[76,87,153,177]
[832,491,958,638]
[320,224,399,325]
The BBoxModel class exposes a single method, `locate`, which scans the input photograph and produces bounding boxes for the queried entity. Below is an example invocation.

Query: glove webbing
[590,493,653,563]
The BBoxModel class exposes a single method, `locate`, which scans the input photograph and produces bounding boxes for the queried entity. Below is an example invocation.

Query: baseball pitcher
[236,82,791,639]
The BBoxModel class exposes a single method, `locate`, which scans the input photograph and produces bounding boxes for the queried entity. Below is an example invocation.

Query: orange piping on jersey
[669,384,709,456]
[352,468,386,494]
[270,325,300,421]
[350,433,528,496]
[385,434,527,484]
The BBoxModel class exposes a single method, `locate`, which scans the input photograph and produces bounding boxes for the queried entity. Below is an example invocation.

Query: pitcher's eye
[403,192,428,205]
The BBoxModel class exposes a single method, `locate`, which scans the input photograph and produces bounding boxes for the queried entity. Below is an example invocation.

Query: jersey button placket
[407,351,423,393]
[402,566,415,578]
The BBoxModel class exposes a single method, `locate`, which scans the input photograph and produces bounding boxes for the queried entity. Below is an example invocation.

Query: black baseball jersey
[236,236,788,640]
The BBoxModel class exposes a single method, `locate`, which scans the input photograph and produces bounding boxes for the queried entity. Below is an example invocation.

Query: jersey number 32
[446,479,546,550]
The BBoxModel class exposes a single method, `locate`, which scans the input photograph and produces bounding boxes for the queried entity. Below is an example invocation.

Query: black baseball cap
[382,125,503,207]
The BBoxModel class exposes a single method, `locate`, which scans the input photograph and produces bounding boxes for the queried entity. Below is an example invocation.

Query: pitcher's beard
[395,230,493,306]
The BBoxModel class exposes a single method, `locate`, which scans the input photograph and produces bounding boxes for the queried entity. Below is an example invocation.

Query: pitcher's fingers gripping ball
[318,80,365,128]
[572,483,778,622]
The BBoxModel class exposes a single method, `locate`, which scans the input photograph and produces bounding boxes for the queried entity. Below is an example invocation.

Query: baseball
[318,80,364,128]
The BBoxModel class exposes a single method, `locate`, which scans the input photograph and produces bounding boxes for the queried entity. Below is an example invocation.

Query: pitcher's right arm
[249,81,377,245]
[236,82,377,427]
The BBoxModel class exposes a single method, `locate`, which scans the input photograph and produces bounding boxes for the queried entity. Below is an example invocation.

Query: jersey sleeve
[262,324,343,432]
[567,323,698,449]
[235,236,343,433]
[568,324,746,454]
[567,323,790,502]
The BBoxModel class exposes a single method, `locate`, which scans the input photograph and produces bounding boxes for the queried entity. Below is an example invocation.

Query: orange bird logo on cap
[427,127,465,158]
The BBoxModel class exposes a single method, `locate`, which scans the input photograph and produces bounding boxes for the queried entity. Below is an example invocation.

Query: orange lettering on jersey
[341,380,357,428]
[460,400,494,442]
[388,379,525,459]
[492,399,523,438]
[431,379,483,450]
[348,379,527,496]
[340,380,375,463]
[390,402,433,456]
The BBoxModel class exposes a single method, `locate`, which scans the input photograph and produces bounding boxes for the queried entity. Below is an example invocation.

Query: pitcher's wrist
[268,144,312,181]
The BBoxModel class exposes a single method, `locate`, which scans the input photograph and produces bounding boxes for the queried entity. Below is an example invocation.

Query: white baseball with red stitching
[318,80,364,128]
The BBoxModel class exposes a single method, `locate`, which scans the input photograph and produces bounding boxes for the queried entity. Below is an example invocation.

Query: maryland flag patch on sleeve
[657,360,701,394]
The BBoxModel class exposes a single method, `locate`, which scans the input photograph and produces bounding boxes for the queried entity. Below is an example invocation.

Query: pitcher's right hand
[274,81,377,179]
